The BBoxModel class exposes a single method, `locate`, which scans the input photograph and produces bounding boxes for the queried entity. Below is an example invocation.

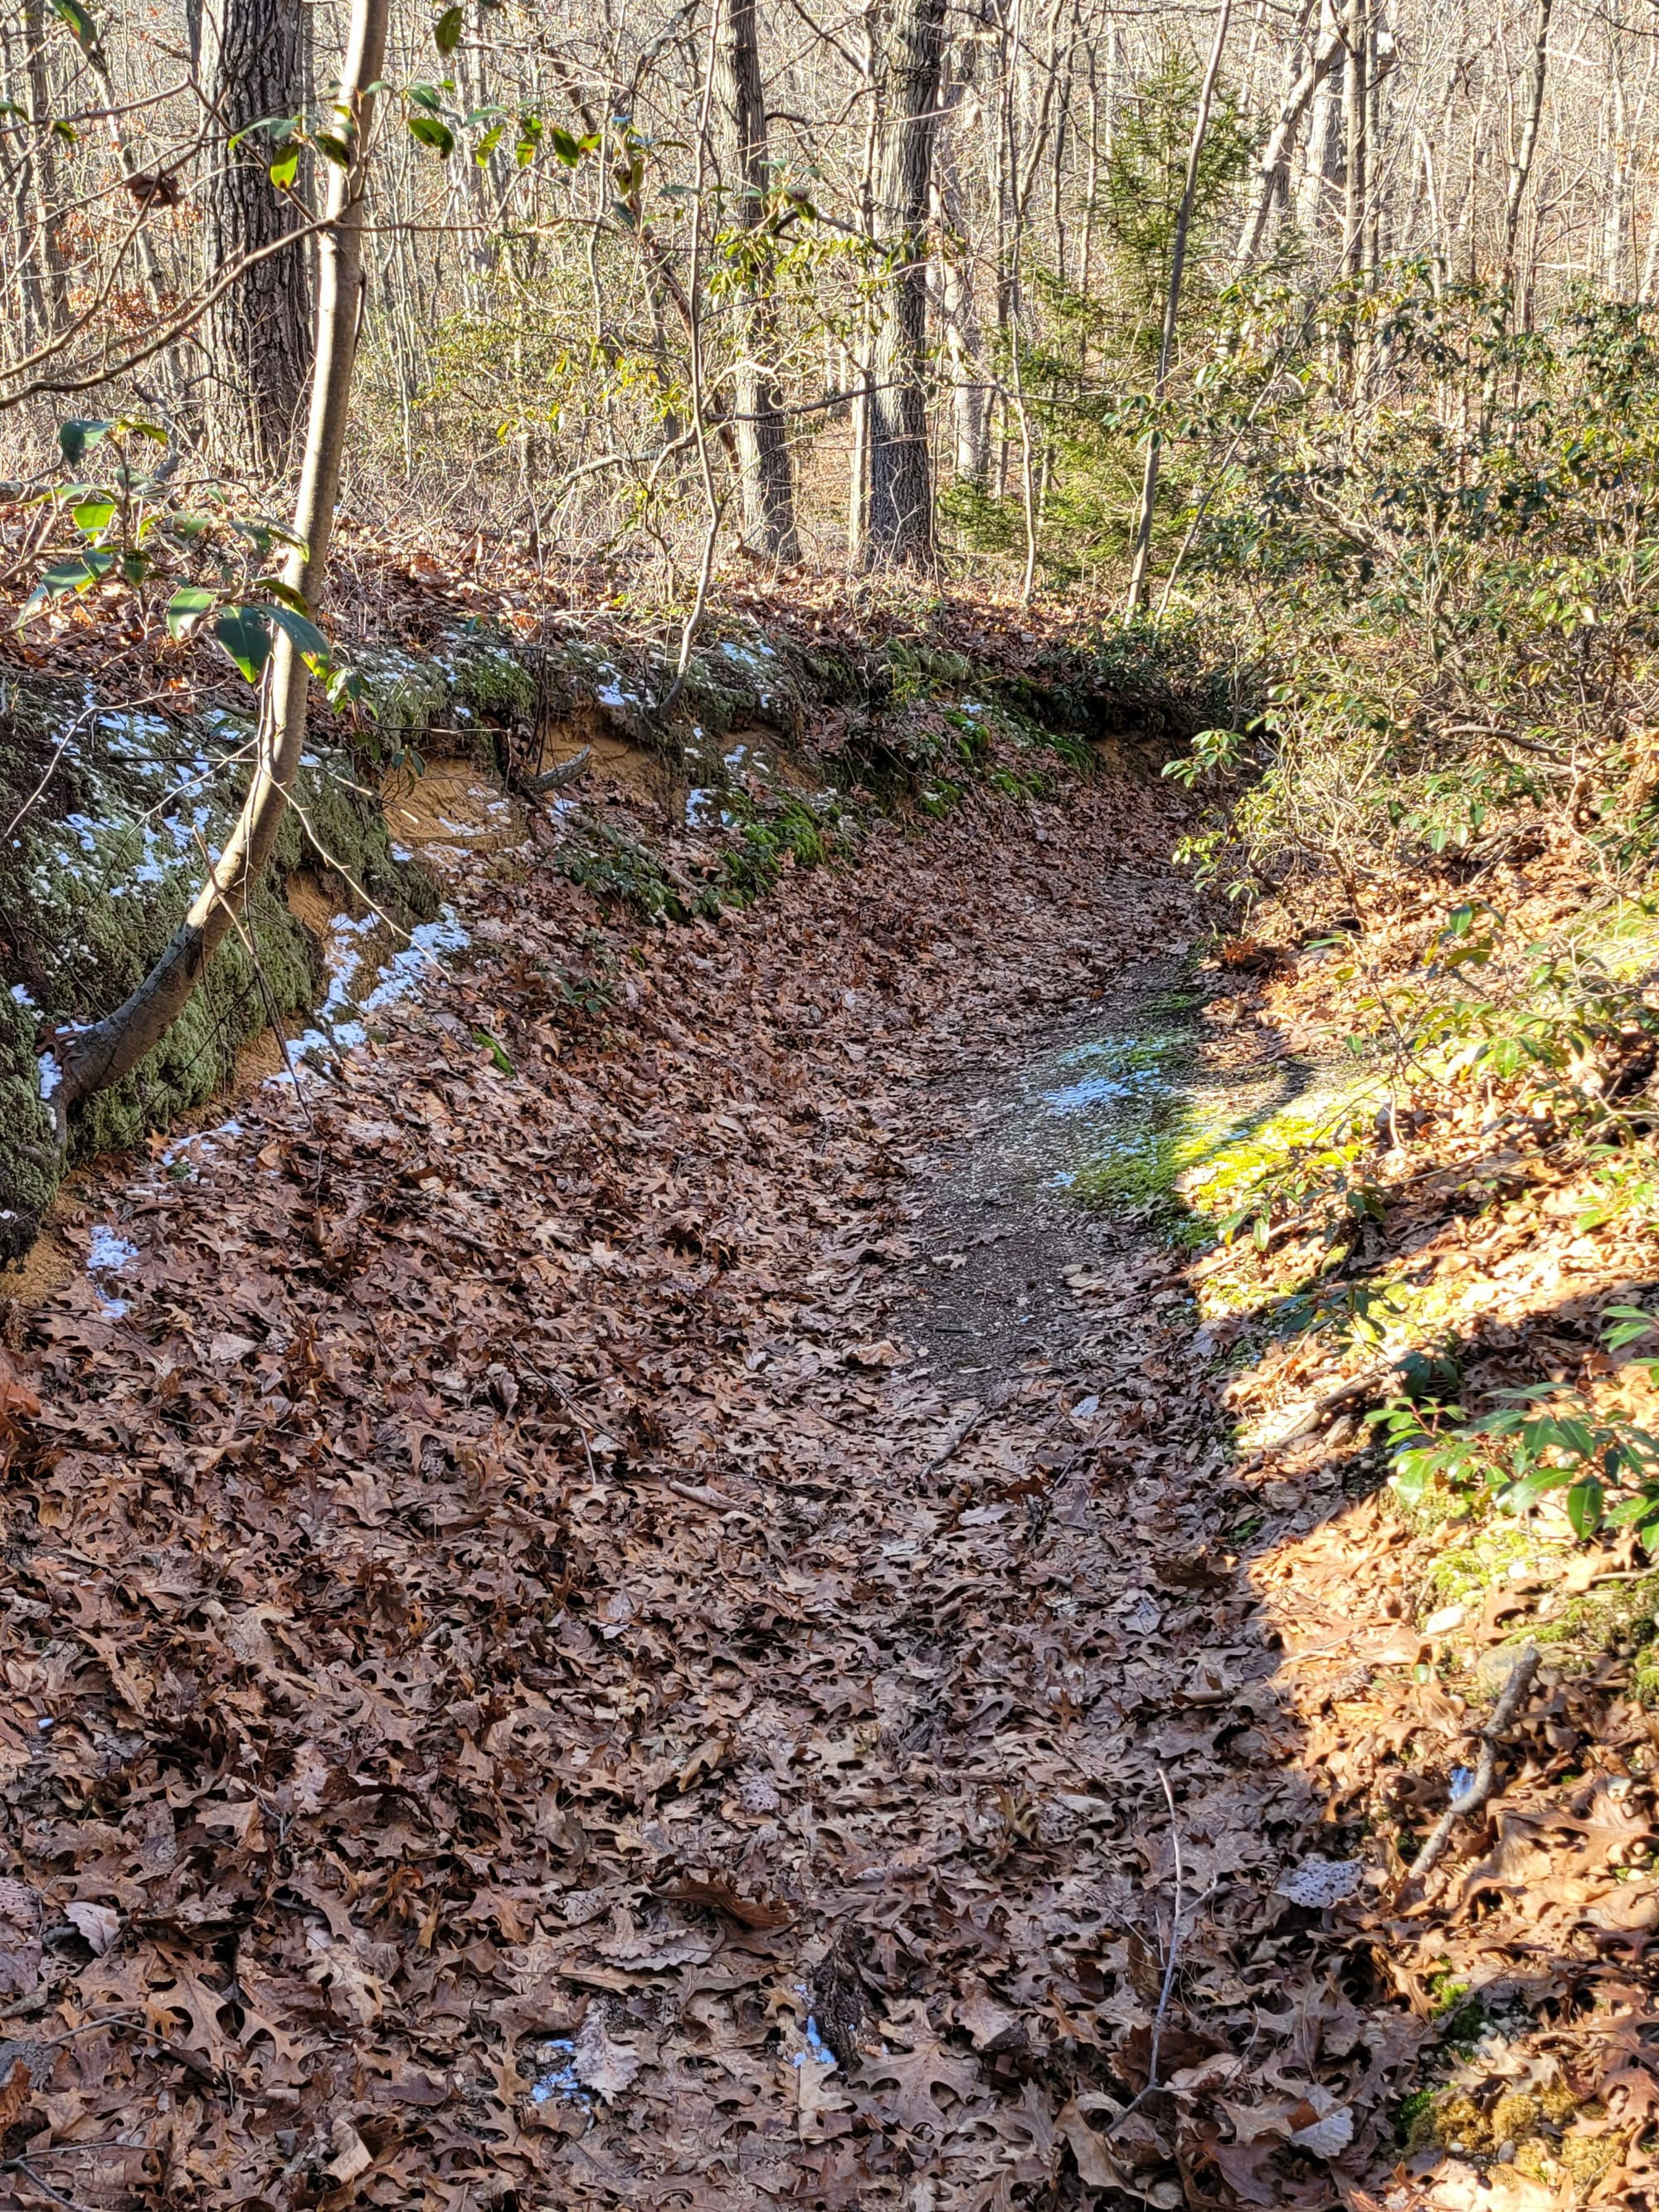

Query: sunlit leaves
[407,113,455,157]
[212,604,272,682]
[48,0,100,63]
[164,585,216,639]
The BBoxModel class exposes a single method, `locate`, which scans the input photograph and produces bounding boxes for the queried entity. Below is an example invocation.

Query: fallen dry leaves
[1,729,1657,2211]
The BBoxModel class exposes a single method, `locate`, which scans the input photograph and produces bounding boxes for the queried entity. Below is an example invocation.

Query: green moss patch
[0,680,434,1258]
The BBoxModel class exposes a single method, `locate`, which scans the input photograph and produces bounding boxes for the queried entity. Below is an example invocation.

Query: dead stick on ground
[1404,1643,1540,1892]
[1106,1768,1189,2137]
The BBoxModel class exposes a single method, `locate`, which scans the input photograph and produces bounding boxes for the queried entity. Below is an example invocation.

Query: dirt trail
[0,764,1408,2210]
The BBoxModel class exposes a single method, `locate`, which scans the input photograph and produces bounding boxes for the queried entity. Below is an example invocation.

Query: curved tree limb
[53,0,392,1128]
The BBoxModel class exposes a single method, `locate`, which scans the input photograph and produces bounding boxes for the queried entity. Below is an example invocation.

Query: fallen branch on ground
[1401,1643,1541,1894]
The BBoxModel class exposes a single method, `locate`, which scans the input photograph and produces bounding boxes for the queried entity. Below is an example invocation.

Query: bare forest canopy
[0,0,1652,598]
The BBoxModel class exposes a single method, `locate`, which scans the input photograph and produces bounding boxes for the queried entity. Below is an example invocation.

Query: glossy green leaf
[1566,1475,1606,1539]
[269,143,300,187]
[434,4,464,53]
[57,418,110,464]
[39,550,112,594]
[249,574,312,615]
[213,604,273,683]
[48,0,100,59]
[71,496,115,534]
[261,600,331,669]
[407,113,455,158]
[164,585,216,639]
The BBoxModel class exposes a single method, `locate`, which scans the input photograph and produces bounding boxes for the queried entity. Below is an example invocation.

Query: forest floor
[1,731,1657,2212]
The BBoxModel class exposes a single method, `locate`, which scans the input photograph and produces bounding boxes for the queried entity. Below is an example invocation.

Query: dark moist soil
[902,977,1186,1404]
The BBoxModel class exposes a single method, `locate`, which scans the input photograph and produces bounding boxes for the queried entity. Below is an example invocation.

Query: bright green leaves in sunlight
[406,84,456,158]
[163,585,216,639]
[1374,1305,1659,1549]
[403,77,593,171]
[25,416,360,707]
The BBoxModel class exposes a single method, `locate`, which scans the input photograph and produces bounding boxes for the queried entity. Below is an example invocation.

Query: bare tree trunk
[863,0,946,571]
[934,59,987,489]
[17,0,68,340]
[715,0,799,560]
[1235,0,1344,269]
[1342,0,1368,279]
[1503,0,1554,283]
[1297,43,1343,237]
[1124,0,1234,620]
[206,0,314,470]
[56,0,391,1125]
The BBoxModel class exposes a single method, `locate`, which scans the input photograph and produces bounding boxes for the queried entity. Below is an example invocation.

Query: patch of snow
[593,662,644,711]
[87,1226,139,1273]
[36,1053,61,1101]
[360,909,469,1014]
[528,2038,589,2107]
[161,1118,242,1167]
[1041,1073,1134,1115]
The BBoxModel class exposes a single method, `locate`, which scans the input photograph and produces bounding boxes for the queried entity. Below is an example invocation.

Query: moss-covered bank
[0,609,1237,1261]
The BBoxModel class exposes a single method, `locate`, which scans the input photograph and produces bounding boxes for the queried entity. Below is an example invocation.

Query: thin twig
[1403,1643,1541,1892]
[1149,1768,1185,2088]
[1105,1769,1190,2137]
[0,2159,91,2212]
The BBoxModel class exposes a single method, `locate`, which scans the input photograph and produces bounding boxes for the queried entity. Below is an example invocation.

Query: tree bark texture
[1503,0,1554,280]
[1342,0,1367,278]
[17,0,69,343]
[934,70,989,489]
[206,0,314,470]
[863,0,946,571]
[1235,0,1345,267]
[715,0,799,561]
[58,0,389,1122]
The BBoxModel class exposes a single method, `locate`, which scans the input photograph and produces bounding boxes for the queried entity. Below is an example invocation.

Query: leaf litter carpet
[1,766,1637,2210]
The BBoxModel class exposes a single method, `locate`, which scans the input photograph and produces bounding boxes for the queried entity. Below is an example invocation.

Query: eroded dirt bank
[1,756,1635,2212]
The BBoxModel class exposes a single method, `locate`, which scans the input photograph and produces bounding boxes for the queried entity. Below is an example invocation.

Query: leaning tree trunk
[862,0,946,572]
[56,0,389,1125]
[206,0,314,471]
[1234,0,1345,269]
[715,0,799,562]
